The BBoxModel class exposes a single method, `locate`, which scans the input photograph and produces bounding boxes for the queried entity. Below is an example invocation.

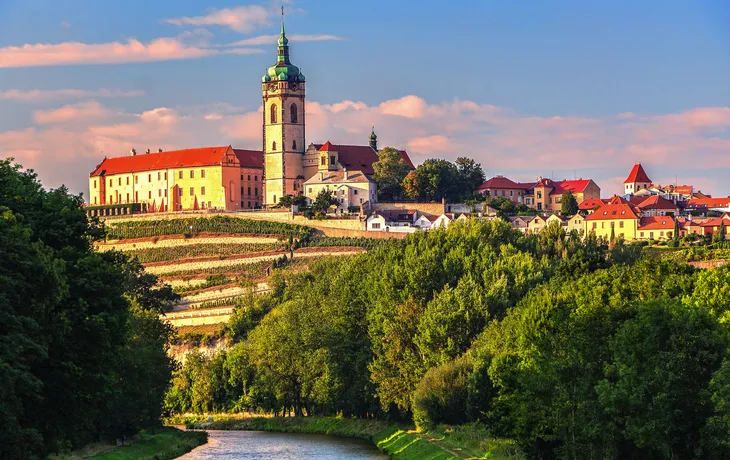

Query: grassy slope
[191,415,522,459]
[83,427,206,460]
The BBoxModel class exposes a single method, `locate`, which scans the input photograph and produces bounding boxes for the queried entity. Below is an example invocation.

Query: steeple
[369,124,378,151]
[262,7,304,82]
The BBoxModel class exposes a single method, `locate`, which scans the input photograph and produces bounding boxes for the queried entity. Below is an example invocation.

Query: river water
[178,430,387,459]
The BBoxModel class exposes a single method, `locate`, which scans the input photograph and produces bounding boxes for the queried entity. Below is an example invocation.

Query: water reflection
[179,430,387,459]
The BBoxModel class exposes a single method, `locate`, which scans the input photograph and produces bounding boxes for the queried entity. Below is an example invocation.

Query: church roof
[318,141,335,152]
[233,149,263,169]
[312,143,414,175]
[625,163,651,184]
[90,146,235,177]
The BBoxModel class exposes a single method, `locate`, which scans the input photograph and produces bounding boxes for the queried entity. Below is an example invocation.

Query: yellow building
[584,201,640,240]
[524,178,601,212]
[89,146,262,211]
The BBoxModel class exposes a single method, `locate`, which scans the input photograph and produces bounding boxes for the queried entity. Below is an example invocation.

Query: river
[178,430,387,459]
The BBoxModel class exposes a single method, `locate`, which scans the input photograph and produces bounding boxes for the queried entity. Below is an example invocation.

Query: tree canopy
[372,147,411,201]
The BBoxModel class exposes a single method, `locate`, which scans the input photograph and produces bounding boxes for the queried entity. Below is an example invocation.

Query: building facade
[88,146,263,212]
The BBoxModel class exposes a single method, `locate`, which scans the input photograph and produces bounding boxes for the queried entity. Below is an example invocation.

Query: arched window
[290,103,297,123]
[292,140,297,150]
[270,104,277,124]
[272,141,277,150]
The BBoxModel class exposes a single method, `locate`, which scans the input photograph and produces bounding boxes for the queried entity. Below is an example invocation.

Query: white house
[431,213,455,229]
[304,169,376,214]
[366,213,387,231]
[414,214,436,230]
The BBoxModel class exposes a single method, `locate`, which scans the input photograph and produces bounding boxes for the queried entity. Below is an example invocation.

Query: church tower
[261,10,306,206]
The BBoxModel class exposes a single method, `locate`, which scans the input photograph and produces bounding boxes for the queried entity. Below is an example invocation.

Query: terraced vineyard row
[105,215,313,239]
[125,243,283,263]
[98,235,281,251]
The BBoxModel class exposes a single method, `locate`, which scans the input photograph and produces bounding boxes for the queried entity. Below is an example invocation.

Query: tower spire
[281,6,285,35]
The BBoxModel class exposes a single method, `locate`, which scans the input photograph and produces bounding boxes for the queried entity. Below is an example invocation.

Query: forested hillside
[167,217,730,459]
[0,160,177,459]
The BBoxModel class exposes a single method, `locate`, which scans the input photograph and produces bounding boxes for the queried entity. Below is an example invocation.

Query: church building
[88,13,413,211]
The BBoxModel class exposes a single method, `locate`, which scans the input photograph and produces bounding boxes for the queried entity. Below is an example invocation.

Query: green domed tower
[261,8,306,206]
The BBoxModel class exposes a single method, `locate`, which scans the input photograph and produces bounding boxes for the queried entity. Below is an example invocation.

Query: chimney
[343,168,349,180]
[130,148,136,156]
[146,148,151,154]
[158,148,163,153]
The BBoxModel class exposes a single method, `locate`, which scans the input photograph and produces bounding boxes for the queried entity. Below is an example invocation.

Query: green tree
[560,191,579,216]
[455,157,486,199]
[714,221,727,243]
[277,194,307,209]
[412,355,473,429]
[402,159,459,202]
[372,147,411,201]
[311,189,337,214]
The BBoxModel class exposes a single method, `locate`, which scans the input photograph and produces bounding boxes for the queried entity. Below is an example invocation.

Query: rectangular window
[308,187,312,193]
[247,186,251,195]
[201,170,205,178]
[354,189,358,195]
[148,191,151,199]
[157,172,161,180]
[247,175,251,180]
[241,187,244,194]
[190,171,194,179]
[255,175,258,181]
[372,223,381,229]
[135,191,138,202]
[208,201,211,209]
[158,189,161,197]
[602,222,605,229]
[109,179,112,187]
[248,201,251,208]
[178,188,182,197]
[94,197,97,204]
[189,187,194,196]
[620,221,624,228]
[109,194,112,203]
[255,187,258,196]
[118,178,121,185]
[537,191,542,199]
[93,180,97,189]
[179,171,183,179]
[164,172,167,180]
[126,193,129,202]
[240,174,244,180]
[510,190,513,196]
[126,177,129,185]
[201,187,206,196]
[164,189,168,197]
[135,176,138,184]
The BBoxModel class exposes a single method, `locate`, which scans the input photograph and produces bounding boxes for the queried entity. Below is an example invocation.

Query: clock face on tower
[290,82,298,91]
[268,83,277,92]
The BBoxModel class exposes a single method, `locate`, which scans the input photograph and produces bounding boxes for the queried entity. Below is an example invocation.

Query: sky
[0,0,729,198]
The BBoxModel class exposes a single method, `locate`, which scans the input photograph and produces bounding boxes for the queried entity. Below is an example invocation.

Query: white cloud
[219,34,343,47]
[33,101,111,125]
[0,37,262,68]
[164,6,271,33]
[0,88,144,102]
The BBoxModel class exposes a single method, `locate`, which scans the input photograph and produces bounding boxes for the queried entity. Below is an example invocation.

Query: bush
[412,355,473,429]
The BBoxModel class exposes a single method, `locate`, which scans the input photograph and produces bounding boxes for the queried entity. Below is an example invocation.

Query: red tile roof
[639,216,675,230]
[233,149,263,169]
[687,197,730,209]
[699,216,730,227]
[90,146,235,177]
[584,202,639,221]
[550,179,592,195]
[476,176,520,190]
[318,141,335,152]
[578,198,605,210]
[607,195,629,205]
[637,195,677,211]
[624,163,652,184]
[312,143,414,175]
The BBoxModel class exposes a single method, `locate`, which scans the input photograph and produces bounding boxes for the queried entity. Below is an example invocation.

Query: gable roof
[90,146,234,177]
[625,163,652,184]
[579,198,605,210]
[584,202,640,221]
[304,170,373,184]
[550,179,593,195]
[637,195,677,211]
[639,216,675,230]
[477,176,520,190]
[312,143,414,175]
[687,197,730,209]
[233,149,263,169]
[318,141,335,152]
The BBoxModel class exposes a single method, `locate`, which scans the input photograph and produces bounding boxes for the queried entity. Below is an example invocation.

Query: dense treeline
[0,160,177,459]
[168,218,730,458]
[105,216,313,240]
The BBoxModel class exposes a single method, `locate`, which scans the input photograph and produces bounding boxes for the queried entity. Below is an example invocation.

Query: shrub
[412,355,473,429]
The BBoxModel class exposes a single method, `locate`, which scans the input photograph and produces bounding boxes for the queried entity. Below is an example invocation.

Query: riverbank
[50,427,207,460]
[188,415,522,459]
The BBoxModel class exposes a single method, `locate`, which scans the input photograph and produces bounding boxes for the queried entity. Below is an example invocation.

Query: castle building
[88,14,412,211]
[89,146,262,211]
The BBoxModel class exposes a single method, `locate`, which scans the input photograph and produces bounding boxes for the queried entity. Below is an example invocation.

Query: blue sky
[1,0,729,197]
